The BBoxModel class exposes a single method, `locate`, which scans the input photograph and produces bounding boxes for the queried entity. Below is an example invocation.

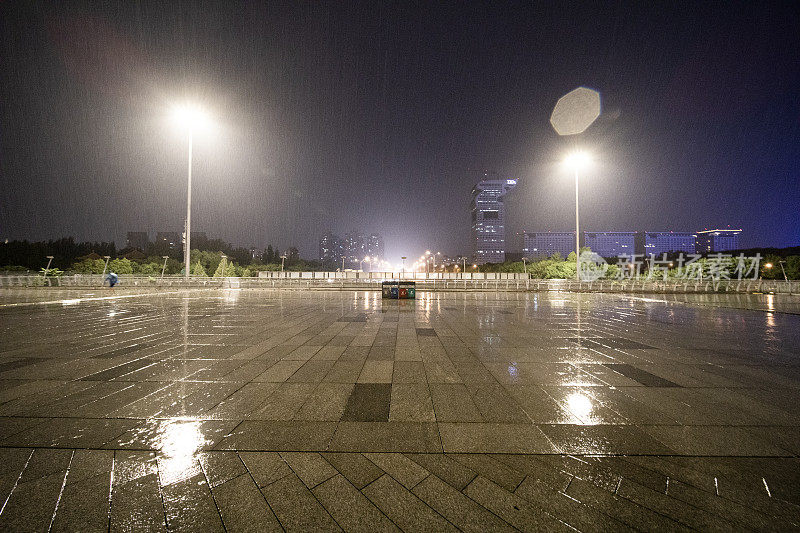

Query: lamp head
[171,103,212,133]
[564,151,592,172]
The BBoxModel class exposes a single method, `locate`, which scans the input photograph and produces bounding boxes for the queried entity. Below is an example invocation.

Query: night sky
[2,1,798,262]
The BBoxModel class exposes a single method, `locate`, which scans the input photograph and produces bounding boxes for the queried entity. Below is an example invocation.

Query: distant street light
[101,255,111,278]
[44,256,54,278]
[564,151,592,281]
[280,254,287,272]
[401,256,406,273]
[171,102,212,279]
[779,260,789,282]
[523,257,527,275]
[161,256,169,280]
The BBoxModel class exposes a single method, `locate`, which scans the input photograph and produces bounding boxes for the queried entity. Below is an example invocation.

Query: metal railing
[1,274,798,294]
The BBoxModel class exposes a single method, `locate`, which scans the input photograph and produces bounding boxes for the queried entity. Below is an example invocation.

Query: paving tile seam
[6,445,792,461]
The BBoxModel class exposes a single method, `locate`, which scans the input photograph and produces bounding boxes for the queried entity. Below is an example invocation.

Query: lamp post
[183,130,193,280]
[44,256,54,277]
[564,151,592,281]
[280,255,287,272]
[101,255,111,277]
[171,103,211,279]
[779,260,789,282]
[401,256,406,274]
[161,256,169,280]
[522,257,527,276]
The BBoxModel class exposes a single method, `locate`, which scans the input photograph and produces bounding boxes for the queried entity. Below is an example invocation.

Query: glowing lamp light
[171,103,212,133]
[563,151,592,172]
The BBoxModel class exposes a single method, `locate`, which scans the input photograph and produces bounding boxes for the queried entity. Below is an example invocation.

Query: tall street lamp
[171,103,211,279]
[564,151,592,281]
[779,260,789,282]
[161,256,169,280]
[101,255,111,277]
[44,256,54,277]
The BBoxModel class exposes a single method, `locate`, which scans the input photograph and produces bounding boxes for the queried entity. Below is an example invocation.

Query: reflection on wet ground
[0,288,798,530]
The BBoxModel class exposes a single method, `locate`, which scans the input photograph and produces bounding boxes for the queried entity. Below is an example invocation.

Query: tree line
[477,248,800,280]
[0,236,325,277]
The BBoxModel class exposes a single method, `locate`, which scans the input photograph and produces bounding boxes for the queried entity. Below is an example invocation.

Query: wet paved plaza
[0,288,798,531]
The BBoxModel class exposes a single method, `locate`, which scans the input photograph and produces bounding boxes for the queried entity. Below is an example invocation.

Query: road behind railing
[1,274,798,294]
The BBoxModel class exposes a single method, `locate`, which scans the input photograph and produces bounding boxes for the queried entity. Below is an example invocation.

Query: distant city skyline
[2,3,798,262]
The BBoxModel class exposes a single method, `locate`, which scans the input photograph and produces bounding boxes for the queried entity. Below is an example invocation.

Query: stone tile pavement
[0,288,798,530]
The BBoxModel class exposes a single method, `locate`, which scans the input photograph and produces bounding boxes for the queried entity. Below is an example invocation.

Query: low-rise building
[584,231,636,257]
[523,232,575,259]
[696,229,741,253]
[638,232,696,255]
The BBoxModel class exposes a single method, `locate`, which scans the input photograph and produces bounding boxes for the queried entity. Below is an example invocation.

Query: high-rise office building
[366,234,384,259]
[126,231,149,250]
[343,232,365,264]
[638,232,696,255]
[319,232,343,264]
[471,177,517,263]
[584,232,636,257]
[320,231,383,267]
[523,232,575,259]
[695,229,741,253]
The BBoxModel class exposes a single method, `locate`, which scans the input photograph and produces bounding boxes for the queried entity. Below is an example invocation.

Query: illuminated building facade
[318,232,343,264]
[695,229,741,253]
[584,231,636,257]
[523,232,575,259]
[471,177,517,263]
[639,232,697,255]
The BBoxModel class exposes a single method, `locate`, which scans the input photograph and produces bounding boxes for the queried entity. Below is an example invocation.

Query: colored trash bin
[399,281,416,299]
[381,281,393,298]
[390,285,399,299]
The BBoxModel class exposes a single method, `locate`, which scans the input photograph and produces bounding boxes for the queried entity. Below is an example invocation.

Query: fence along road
[1,272,798,294]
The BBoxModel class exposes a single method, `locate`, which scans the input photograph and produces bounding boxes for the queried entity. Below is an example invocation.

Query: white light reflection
[223,289,240,304]
[566,392,594,423]
[156,420,206,486]
[766,294,775,312]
